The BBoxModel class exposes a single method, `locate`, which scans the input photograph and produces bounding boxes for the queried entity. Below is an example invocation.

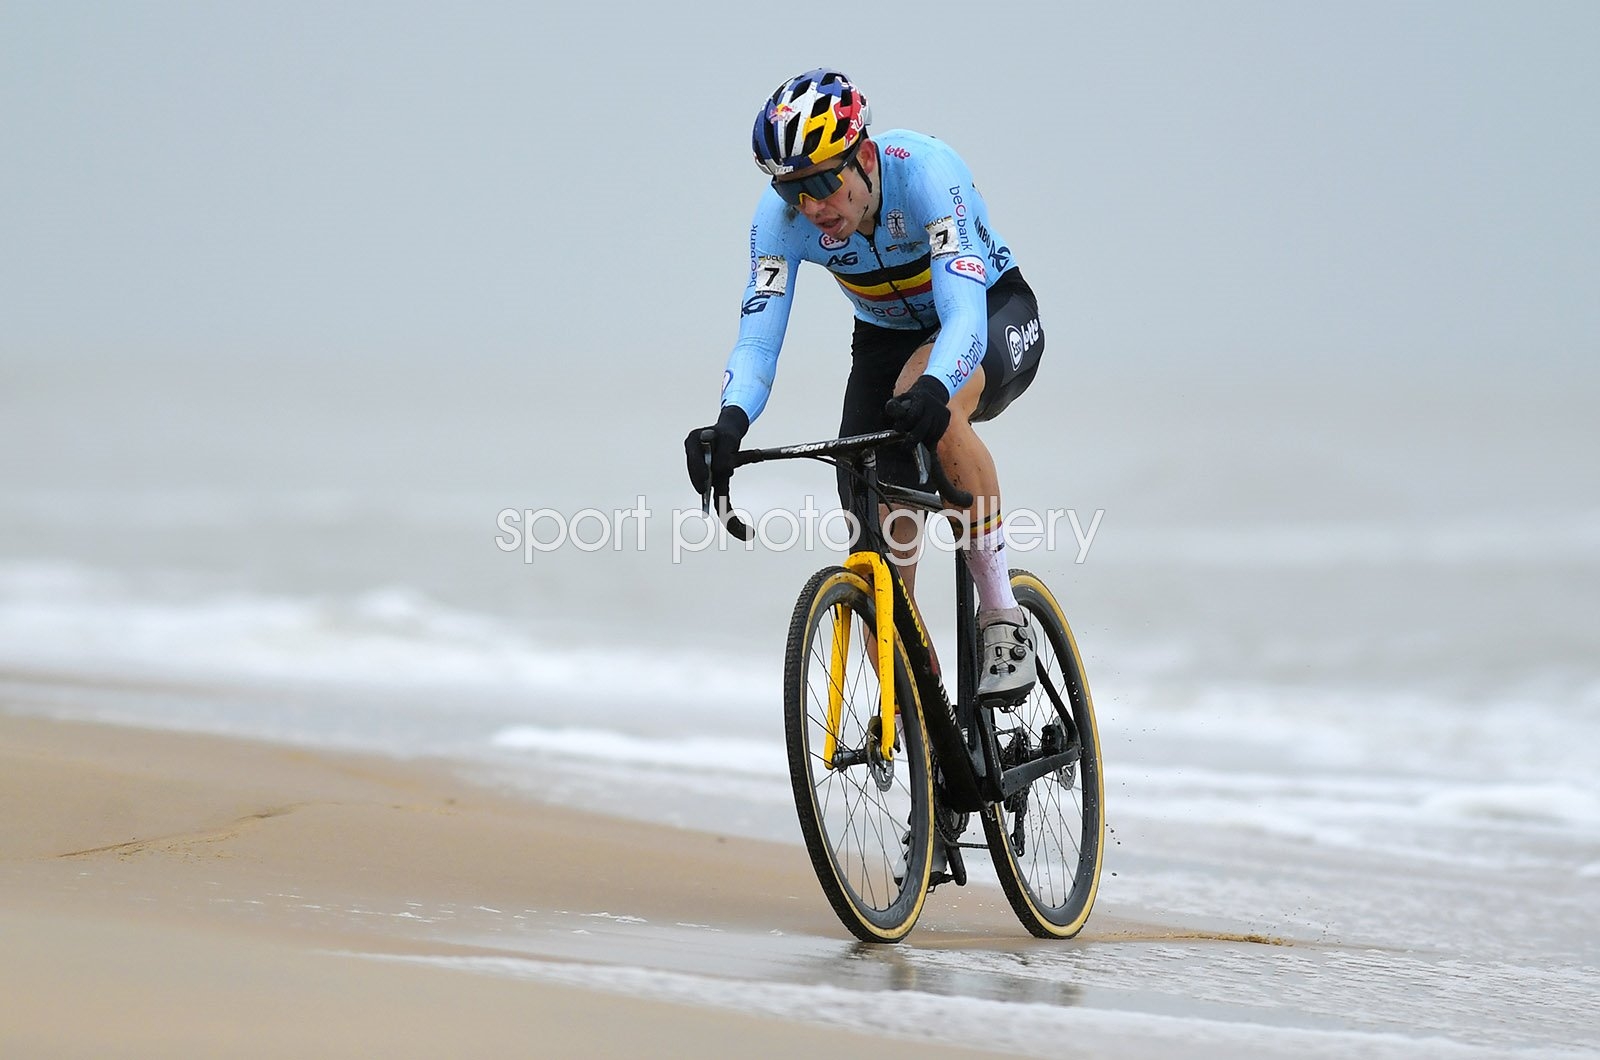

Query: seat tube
[955,549,976,717]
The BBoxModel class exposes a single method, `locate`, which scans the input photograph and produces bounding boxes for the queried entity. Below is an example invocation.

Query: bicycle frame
[718,430,1080,813]
[710,426,1103,939]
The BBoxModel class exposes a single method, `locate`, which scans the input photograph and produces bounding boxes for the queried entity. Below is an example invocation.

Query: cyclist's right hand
[683,405,749,498]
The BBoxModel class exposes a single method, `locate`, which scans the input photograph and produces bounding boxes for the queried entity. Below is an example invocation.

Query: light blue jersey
[720,129,1017,422]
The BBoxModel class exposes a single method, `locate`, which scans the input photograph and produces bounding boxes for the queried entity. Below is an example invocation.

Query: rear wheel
[981,570,1105,938]
[784,566,934,943]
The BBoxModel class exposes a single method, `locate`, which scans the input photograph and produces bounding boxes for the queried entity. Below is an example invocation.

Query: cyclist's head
[752,68,870,178]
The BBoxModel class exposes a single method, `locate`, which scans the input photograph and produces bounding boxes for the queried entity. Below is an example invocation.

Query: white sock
[965,512,1018,614]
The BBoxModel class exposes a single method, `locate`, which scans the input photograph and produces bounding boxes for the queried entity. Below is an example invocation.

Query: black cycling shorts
[836,267,1044,510]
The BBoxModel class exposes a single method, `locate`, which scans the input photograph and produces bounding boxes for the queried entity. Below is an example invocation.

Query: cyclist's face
[775,142,875,241]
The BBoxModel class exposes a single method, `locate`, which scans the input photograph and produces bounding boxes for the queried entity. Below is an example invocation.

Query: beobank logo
[945,255,987,283]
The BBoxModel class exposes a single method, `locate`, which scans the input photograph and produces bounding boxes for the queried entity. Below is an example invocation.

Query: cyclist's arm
[721,195,801,423]
[909,159,991,399]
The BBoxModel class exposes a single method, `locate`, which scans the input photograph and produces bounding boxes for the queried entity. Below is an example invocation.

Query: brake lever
[697,428,751,541]
[698,429,716,517]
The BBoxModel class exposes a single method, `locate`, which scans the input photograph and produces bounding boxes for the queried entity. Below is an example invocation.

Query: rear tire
[980,570,1105,938]
[784,566,934,943]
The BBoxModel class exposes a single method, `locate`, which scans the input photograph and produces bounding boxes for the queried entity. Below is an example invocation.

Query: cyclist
[684,68,1046,705]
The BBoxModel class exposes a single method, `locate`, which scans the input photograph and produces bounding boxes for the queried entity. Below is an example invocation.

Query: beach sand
[1,710,1098,1058]
[5,691,1591,1059]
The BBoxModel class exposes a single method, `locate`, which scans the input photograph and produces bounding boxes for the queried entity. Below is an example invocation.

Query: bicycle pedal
[976,686,1032,712]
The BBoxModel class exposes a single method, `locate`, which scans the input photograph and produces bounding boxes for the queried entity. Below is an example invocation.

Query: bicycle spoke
[981,577,1103,937]
[784,568,933,941]
[803,602,904,910]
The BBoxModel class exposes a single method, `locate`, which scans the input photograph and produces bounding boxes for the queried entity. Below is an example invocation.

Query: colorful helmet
[752,68,870,177]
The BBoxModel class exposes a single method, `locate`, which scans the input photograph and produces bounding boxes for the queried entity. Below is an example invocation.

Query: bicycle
[698,428,1105,942]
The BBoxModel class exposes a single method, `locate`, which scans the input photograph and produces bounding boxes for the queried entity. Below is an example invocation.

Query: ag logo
[944,255,987,284]
[886,209,907,239]
[819,233,848,250]
[826,252,859,267]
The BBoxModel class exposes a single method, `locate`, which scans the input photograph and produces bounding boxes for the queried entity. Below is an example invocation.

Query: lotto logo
[884,145,911,160]
[944,255,987,283]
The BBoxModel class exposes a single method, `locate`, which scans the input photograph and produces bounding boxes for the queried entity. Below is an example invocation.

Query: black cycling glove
[884,376,952,445]
[684,405,750,498]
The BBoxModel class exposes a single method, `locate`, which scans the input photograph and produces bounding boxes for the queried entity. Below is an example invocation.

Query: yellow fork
[824,552,896,765]
[823,599,851,768]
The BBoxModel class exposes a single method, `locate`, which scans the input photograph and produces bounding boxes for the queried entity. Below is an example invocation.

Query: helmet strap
[849,154,873,196]
[849,149,877,230]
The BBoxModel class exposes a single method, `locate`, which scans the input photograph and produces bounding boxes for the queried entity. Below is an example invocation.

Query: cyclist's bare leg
[880,505,944,674]
[883,507,925,591]
[891,343,1027,621]
[879,342,1005,679]
[891,343,998,552]
[891,344,1034,704]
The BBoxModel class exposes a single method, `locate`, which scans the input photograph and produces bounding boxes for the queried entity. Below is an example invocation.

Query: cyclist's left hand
[884,376,952,445]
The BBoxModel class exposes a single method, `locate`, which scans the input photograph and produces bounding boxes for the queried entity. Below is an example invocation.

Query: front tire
[784,566,934,943]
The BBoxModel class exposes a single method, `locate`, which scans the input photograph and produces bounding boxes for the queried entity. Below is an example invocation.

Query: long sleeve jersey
[721,129,1017,421]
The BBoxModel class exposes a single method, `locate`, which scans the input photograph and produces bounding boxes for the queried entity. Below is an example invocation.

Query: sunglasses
[771,142,861,208]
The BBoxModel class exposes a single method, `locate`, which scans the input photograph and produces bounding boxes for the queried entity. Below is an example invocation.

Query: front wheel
[784,566,934,943]
[980,570,1106,938]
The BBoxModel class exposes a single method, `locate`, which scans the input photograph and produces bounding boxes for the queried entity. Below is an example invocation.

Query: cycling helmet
[752,68,870,176]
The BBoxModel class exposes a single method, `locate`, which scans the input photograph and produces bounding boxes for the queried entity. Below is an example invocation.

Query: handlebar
[698,429,974,543]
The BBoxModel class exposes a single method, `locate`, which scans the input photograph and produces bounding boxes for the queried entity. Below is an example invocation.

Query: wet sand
[0,711,1106,1058]
[6,704,1590,1060]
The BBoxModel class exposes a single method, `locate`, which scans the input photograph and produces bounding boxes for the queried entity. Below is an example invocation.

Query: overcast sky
[4,1,1596,393]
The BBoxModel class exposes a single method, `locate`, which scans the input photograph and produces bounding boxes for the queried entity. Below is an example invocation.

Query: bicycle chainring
[936,804,970,844]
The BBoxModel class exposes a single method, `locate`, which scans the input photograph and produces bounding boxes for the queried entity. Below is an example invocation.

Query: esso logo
[945,255,987,283]
[884,145,911,160]
[1005,326,1025,367]
[819,233,848,250]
